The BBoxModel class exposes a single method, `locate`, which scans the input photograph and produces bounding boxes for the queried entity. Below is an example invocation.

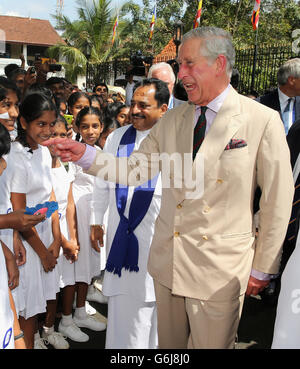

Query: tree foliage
[49,0,300,82]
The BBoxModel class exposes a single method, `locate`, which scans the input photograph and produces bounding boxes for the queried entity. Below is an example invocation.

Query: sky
[0,0,123,27]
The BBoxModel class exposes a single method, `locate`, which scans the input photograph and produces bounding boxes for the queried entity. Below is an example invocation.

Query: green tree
[48,0,126,82]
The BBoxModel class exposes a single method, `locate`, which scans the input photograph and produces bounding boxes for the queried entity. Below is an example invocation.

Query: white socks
[74,306,87,320]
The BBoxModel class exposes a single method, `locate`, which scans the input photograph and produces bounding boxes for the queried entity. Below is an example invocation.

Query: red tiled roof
[153,38,176,63]
[0,15,65,46]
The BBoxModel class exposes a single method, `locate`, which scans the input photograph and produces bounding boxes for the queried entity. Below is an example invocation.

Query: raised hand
[42,138,86,162]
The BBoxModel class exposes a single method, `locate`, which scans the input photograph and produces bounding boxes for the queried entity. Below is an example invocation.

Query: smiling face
[20,110,57,150]
[79,114,103,147]
[69,96,90,120]
[177,37,229,106]
[48,121,67,157]
[0,90,19,131]
[116,106,130,126]
[130,85,167,131]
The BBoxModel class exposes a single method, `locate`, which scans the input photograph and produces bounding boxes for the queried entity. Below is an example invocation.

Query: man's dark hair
[45,77,64,87]
[93,82,108,93]
[133,78,170,107]
[4,63,19,77]
[7,68,26,81]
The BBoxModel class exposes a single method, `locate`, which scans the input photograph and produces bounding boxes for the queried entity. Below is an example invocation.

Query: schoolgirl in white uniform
[70,106,106,332]
[0,123,26,349]
[6,92,64,349]
[48,116,89,343]
[0,83,25,316]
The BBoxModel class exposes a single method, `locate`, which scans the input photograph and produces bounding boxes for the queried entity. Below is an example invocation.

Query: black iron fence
[235,43,300,95]
[87,59,129,88]
[87,43,300,95]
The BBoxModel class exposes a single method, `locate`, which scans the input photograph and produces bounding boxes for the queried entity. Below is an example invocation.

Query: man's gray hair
[147,62,176,83]
[277,58,300,86]
[182,26,235,78]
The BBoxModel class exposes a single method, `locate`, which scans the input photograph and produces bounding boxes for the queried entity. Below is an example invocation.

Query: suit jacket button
[202,235,208,240]
[203,206,210,213]
[177,204,182,209]
[174,231,180,237]
[217,179,223,184]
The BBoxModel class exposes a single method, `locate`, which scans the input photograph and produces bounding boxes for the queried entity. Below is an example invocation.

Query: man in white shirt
[89,78,169,348]
[147,62,184,109]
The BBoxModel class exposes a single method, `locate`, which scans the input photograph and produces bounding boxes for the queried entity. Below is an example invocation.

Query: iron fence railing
[87,44,300,96]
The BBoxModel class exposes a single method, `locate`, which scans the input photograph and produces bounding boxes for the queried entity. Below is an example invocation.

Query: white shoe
[87,286,108,304]
[85,301,96,315]
[42,330,69,349]
[58,321,89,343]
[34,337,48,349]
[73,314,106,331]
[93,278,103,292]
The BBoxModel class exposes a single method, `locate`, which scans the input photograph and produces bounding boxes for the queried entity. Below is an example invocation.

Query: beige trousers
[154,280,245,349]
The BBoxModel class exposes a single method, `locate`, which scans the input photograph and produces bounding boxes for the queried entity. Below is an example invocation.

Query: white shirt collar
[278,87,295,111]
[196,84,231,113]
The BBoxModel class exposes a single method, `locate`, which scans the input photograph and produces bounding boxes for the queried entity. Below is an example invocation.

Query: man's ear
[159,103,168,116]
[19,116,27,130]
[215,54,227,76]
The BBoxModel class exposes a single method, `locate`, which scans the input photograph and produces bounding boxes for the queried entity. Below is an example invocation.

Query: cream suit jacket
[86,87,294,301]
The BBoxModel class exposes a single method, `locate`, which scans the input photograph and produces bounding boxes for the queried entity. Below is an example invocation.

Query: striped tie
[193,106,207,161]
[286,173,300,243]
[282,98,291,135]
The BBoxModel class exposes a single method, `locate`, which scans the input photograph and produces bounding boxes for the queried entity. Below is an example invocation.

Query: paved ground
[51,293,277,350]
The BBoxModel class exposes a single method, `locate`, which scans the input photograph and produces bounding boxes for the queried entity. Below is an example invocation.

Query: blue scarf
[105,125,158,277]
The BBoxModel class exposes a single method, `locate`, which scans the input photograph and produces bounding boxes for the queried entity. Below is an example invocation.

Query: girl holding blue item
[6,92,68,349]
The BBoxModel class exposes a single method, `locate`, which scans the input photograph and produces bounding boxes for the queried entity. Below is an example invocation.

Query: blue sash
[105,125,158,277]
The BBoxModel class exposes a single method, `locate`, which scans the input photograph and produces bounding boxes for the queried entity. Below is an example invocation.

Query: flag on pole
[149,4,157,41]
[112,15,119,45]
[193,0,203,29]
[251,0,260,31]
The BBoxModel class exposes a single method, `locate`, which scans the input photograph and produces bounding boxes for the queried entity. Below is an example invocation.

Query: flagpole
[250,23,259,92]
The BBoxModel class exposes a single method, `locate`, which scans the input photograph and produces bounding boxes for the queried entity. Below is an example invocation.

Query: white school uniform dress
[92,125,161,349]
[51,163,76,288]
[0,246,14,349]
[272,154,300,348]
[7,142,60,319]
[0,154,25,316]
[71,146,103,284]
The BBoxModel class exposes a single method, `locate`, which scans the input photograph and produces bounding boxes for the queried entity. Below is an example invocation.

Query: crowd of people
[0,25,299,350]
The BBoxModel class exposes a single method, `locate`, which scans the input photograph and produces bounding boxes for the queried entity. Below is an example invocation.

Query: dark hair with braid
[74,106,103,143]
[17,92,58,149]
[0,124,11,157]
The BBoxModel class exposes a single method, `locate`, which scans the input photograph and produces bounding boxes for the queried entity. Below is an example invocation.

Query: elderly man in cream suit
[44,27,294,349]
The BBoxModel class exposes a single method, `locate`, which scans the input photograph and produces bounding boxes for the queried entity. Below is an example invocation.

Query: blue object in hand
[25,201,58,218]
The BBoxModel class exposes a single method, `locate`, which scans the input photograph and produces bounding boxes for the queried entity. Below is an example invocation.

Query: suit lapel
[194,88,244,175]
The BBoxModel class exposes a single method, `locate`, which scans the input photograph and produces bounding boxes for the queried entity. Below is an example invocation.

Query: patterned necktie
[285,172,300,243]
[193,106,207,161]
[282,98,292,135]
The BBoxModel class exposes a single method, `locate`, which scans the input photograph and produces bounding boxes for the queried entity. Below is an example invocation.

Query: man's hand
[90,225,104,253]
[246,275,270,296]
[0,210,46,232]
[42,138,86,162]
